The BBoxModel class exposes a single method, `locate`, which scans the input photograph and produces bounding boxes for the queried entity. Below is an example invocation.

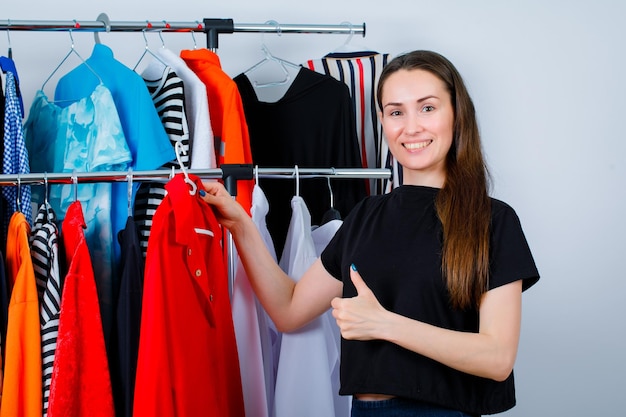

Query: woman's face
[379,69,454,188]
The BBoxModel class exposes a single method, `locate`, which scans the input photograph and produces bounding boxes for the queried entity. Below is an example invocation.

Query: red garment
[133,174,244,417]
[47,202,114,417]
[181,49,254,215]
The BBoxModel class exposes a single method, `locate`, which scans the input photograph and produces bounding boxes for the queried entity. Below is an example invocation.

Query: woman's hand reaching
[199,181,248,232]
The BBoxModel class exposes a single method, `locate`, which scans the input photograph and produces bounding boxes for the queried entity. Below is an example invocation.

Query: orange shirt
[1,212,42,417]
[181,49,254,214]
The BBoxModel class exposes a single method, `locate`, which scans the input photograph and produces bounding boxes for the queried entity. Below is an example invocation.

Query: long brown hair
[377,50,491,310]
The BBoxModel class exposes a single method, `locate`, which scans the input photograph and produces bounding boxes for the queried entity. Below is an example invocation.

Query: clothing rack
[0,165,391,294]
[0,166,390,187]
[0,15,375,294]
[0,17,366,49]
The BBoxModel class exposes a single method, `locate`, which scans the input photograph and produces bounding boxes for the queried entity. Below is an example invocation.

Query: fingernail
[351,263,357,271]
[199,189,206,197]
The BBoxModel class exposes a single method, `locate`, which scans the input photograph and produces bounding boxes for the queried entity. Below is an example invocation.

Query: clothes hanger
[16,173,22,213]
[321,174,342,224]
[5,19,11,59]
[330,21,372,54]
[175,141,197,195]
[243,20,301,88]
[190,22,200,49]
[133,27,168,72]
[71,171,78,202]
[293,165,300,197]
[127,168,133,217]
[41,26,103,94]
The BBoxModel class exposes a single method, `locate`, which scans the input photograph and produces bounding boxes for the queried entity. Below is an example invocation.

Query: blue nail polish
[351,263,357,271]
[199,189,206,197]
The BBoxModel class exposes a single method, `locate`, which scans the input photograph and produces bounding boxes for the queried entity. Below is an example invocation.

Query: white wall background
[3,1,625,416]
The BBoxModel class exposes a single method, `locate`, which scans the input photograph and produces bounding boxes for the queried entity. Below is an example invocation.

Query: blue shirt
[53,43,175,276]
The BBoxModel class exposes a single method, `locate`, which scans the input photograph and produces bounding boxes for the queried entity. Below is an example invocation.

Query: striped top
[305,51,399,194]
[135,65,190,257]
[30,202,61,417]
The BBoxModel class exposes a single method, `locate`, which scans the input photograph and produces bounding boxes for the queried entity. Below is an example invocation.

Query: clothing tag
[194,227,214,237]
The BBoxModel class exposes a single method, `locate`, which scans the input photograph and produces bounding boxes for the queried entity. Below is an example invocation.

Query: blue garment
[0,56,24,116]
[3,71,32,231]
[351,397,477,417]
[53,43,175,276]
[24,85,132,350]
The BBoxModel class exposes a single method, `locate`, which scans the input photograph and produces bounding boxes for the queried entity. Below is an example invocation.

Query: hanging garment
[181,48,254,214]
[274,195,345,417]
[53,43,176,307]
[305,51,393,195]
[234,68,366,255]
[24,85,132,351]
[29,203,62,417]
[0,250,6,384]
[134,63,190,257]
[2,71,32,236]
[155,47,216,170]
[109,217,144,417]
[0,56,24,116]
[134,174,244,417]
[232,184,280,417]
[1,212,41,417]
[47,201,114,417]
[311,218,348,417]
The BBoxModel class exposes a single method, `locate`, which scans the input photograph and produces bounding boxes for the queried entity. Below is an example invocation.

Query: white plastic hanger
[175,141,197,195]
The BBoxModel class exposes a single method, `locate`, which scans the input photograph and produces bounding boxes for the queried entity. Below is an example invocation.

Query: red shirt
[133,174,244,417]
[48,202,114,417]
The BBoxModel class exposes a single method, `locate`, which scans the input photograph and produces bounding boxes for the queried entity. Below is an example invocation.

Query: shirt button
[210,294,214,302]
[195,269,202,276]
[188,248,192,256]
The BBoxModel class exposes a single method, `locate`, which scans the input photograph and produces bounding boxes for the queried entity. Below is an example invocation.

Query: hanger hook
[68,27,76,49]
[158,29,166,48]
[294,165,300,197]
[71,171,78,202]
[142,28,149,48]
[191,21,200,49]
[44,171,49,206]
[340,21,354,45]
[16,173,21,213]
[174,141,197,195]
[127,168,133,217]
[6,19,11,47]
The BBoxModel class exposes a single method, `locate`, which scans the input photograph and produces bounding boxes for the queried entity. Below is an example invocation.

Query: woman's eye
[422,105,435,112]
[389,110,402,116]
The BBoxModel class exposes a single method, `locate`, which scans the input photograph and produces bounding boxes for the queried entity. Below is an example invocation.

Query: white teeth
[404,141,431,150]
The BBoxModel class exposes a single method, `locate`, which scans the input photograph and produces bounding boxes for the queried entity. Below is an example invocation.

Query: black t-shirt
[320,185,539,415]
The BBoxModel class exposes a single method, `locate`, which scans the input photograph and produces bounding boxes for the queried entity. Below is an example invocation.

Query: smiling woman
[199,50,540,417]
[377,68,455,188]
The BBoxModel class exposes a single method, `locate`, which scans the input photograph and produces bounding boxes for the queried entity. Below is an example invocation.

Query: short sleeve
[489,200,540,292]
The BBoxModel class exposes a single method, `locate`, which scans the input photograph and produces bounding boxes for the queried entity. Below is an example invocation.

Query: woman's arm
[201,181,343,332]
[331,266,522,382]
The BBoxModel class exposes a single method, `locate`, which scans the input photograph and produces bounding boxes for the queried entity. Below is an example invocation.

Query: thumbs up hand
[331,264,389,341]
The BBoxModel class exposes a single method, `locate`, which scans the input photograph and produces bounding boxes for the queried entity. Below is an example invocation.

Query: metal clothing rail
[0,167,390,187]
[0,17,366,49]
[0,165,390,295]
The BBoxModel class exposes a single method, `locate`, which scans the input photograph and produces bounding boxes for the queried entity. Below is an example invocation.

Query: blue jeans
[351,397,478,417]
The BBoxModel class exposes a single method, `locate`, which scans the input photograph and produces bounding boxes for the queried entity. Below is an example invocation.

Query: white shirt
[274,196,347,417]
